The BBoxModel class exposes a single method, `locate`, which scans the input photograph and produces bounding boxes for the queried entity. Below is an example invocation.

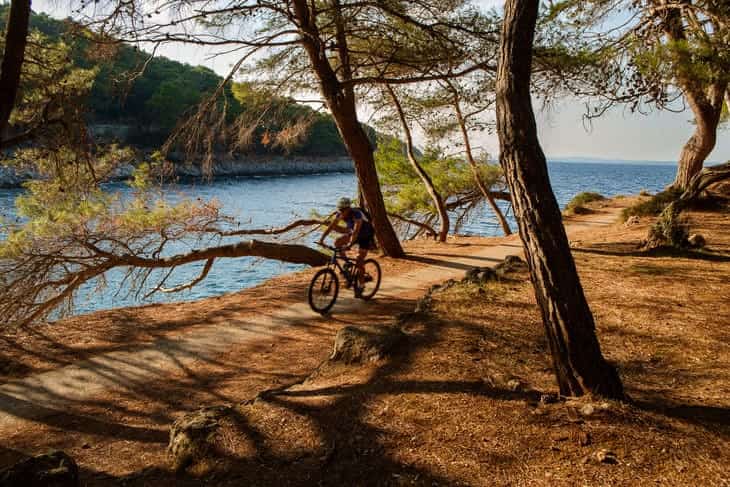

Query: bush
[621,188,683,221]
[645,204,689,249]
[564,192,605,214]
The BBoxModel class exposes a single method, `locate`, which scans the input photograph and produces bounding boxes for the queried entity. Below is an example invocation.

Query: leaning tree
[496,0,624,398]
[75,0,502,257]
[548,0,730,190]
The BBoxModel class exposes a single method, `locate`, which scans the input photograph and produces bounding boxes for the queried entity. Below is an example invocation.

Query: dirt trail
[0,206,621,436]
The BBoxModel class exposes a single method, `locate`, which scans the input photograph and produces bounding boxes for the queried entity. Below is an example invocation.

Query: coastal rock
[174,156,354,178]
[330,325,405,363]
[0,450,79,487]
[0,157,355,187]
[168,406,232,472]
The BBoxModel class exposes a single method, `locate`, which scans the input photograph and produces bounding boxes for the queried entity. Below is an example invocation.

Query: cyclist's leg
[334,234,350,248]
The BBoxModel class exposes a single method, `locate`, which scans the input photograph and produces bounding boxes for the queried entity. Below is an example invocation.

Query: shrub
[621,188,683,221]
[564,192,605,214]
[643,202,689,250]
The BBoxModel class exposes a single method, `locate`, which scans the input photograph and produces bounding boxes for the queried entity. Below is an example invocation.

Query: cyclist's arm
[318,217,346,243]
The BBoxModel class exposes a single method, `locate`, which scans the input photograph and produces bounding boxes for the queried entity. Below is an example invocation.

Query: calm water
[0,160,676,315]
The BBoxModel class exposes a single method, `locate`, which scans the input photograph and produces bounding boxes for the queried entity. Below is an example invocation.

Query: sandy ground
[2,196,728,486]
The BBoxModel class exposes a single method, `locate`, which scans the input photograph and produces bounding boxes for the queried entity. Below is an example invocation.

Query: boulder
[168,406,231,472]
[330,325,405,364]
[594,449,618,464]
[463,266,498,284]
[494,255,527,276]
[0,451,79,487]
[688,233,706,248]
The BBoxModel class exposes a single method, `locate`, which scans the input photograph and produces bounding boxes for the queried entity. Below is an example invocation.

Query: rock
[624,215,640,227]
[494,255,528,276]
[168,406,231,472]
[414,295,432,313]
[506,379,523,392]
[688,233,706,248]
[539,393,559,405]
[330,325,406,364]
[594,449,618,464]
[580,404,595,416]
[463,267,498,284]
[0,450,79,487]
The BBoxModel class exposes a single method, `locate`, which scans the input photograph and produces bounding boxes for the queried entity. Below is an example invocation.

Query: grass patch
[564,192,605,215]
[621,188,682,221]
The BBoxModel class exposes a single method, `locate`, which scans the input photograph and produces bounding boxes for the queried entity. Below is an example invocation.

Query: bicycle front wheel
[358,259,381,300]
[308,268,339,314]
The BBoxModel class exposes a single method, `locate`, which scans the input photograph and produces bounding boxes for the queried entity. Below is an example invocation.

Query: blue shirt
[337,209,374,238]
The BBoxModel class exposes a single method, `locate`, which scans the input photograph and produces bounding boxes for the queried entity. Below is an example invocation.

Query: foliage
[0,6,351,157]
[375,138,503,236]
[565,191,605,214]
[0,147,229,324]
[646,203,690,249]
[621,188,683,221]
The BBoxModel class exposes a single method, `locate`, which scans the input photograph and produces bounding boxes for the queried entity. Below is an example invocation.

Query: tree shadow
[574,244,730,262]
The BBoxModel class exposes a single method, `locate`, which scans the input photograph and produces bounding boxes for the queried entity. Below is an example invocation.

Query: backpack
[353,206,372,222]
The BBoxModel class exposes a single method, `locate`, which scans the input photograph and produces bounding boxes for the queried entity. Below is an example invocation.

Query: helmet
[336,197,352,210]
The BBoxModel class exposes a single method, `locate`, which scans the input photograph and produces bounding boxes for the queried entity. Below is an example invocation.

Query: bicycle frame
[320,244,359,286]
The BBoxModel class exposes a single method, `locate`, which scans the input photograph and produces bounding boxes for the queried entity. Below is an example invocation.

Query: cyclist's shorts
[356,234,376,250]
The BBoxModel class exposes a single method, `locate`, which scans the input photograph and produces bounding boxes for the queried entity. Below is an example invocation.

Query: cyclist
[317,197,376,295]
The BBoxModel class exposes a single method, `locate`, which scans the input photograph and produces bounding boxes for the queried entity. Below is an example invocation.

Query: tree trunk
[654,1,727,190]
[292,0,404,257]
[673,86,725,190]
[0,0,31,146]
[495,0,624,399]
[386,85,450,242]
[451,92,512,236]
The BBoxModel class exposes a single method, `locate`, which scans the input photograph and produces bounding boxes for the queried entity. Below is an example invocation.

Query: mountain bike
[307,243,382,314]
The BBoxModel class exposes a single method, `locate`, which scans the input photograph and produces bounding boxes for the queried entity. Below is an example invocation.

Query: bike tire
[308,268,339,314]
[357,259,381,300]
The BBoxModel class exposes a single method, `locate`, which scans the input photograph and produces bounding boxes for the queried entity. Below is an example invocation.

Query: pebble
[580,404,595,416]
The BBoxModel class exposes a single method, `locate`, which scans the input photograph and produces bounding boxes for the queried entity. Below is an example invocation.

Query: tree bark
[292,0,404,257]
[0,0,31,146]
[386,85,450,242]
[495,0,624,398]
[673,85,726,190]
[451,91,512,236]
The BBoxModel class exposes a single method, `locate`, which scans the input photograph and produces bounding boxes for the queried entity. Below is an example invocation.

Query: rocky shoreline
[0,156,355,188]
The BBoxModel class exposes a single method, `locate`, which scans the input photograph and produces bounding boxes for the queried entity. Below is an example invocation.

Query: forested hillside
[5,6,352,156]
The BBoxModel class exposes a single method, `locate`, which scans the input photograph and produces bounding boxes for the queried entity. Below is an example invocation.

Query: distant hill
[4,7,362,158]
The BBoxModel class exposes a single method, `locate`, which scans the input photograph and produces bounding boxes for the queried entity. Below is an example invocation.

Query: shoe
[363,273,373,283]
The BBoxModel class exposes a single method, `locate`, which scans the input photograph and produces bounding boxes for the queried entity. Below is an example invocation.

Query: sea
[0,160,677,316]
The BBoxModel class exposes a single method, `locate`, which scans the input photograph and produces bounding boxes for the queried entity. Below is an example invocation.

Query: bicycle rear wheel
[308,268,339,314]
[357,259,381,300]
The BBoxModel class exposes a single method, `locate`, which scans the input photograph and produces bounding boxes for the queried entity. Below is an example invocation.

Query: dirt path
[0,206,621,441]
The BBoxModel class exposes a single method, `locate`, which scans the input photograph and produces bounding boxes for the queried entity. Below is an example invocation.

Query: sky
[28,0,730,163]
